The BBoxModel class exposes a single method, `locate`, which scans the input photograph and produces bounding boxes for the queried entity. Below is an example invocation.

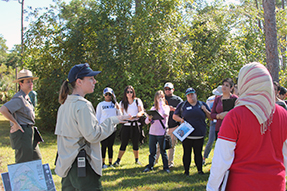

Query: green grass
[0,113,214,190]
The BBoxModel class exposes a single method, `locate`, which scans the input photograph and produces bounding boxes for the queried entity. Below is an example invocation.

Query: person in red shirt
[207,62,287,191]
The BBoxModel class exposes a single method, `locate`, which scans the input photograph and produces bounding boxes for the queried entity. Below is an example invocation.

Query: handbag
[159,120,172,150]
[163,133,172,150]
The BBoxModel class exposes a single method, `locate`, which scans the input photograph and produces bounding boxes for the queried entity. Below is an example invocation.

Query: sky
[0,0,66,51]
[0,0,239,51]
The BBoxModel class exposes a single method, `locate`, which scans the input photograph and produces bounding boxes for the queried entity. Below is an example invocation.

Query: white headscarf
[235,62,275,134]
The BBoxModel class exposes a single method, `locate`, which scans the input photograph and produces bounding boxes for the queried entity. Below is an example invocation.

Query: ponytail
[58,80,70,104]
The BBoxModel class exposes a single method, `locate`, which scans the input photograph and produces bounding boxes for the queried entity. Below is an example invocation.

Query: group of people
[1,62,287,191]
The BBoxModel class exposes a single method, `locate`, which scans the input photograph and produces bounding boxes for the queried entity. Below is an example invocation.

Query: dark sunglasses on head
[164,88,171,91]
[126,91,133,94]
[105,93,112,96]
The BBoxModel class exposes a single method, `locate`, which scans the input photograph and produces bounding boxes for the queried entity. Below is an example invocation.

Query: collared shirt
[4,89,35,126]
[55,95,119,177]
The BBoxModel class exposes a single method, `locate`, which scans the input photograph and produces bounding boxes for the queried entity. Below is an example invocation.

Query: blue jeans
[148,134,169,170]
[203,121,216,159]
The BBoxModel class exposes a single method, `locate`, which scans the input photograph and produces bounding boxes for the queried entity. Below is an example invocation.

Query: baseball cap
[212,85,223,96]
[68,63,101,83]
[185,87,196,96]
[164,82,174,89]
[103,87,115,96]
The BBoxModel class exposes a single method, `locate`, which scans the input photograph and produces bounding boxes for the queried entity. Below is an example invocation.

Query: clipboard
[222,98,237,112]
[146,110,164,120]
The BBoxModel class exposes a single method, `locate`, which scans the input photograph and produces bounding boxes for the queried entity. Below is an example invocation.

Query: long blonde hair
[154,90,168,110]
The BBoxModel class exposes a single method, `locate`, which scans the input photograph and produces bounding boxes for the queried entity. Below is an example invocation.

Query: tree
[263,0,279,81]
[0,35,8,64]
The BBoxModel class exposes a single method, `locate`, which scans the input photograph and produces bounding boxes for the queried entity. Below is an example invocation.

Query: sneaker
[164,169,171,173]
[143,167,151,172]
[202,159,206,165]
[113,161,120,167]
[108,164,115,168]
[184,172,189,176]
[135,161,142,165]
[102,164,108,169]
[168,163,174,168]
[198,171,204,175]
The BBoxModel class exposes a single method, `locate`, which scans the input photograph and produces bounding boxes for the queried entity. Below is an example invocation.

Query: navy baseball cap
[185,87,196,96]
[68,63,101,83]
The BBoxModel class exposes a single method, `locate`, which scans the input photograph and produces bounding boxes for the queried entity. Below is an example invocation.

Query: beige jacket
[54,95,119,177]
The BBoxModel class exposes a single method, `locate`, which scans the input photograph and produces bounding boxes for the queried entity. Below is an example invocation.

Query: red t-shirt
[218,104,287,191]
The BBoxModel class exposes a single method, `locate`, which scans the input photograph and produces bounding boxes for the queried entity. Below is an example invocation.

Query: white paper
[173,121,194,142]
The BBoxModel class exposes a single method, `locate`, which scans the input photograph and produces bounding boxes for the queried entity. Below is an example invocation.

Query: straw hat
[13,69,39,83]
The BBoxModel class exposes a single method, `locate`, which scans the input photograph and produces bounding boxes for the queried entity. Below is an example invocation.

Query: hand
[217,112,228,120]
[201,105,207,112]
[169,106,176,112]
[148,115,153,120]
[10,123,24,133]
[117,115,131,123]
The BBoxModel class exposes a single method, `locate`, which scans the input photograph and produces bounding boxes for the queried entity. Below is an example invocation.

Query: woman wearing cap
[210,78,238,140]
[113,85,145,166]
[96,87,121,168]
[207,62,287,191]
[203,85,223,165]
[173,88,211,175]
[0,69,42,163]
[54,63,130,191]
[143,90,170,173]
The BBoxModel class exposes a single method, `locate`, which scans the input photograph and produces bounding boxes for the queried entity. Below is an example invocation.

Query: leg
[14,126,34,163]
[101,138,109,165]
[182,139,192,175]
[148,135,157,168]
[114,126,130,165]
[158,135,169,170]
[155,143,160,164]
[167,126,178,166]
[203,121,216,159]
[131,124,140,162]
[193,138,204,173]
[107,132,116,164]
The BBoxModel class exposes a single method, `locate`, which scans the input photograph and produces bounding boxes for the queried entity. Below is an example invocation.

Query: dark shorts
[62,159,102,191]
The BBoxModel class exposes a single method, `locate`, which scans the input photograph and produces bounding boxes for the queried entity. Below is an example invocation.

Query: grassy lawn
[0,112,213,190]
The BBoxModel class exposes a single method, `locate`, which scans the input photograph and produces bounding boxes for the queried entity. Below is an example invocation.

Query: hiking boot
[143,167,151,172]
[164,169,171,173]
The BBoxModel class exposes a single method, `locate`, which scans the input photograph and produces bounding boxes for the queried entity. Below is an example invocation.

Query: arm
[159,100,170,117]
[206,138,236,191]
[0,105,24,133]
[136,98,145,117]
[202,105,211,120]
[210,97,219,120]
[173,114,184,124]
[95,103,101,122]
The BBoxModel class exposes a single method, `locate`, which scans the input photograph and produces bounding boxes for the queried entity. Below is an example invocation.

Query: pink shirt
[145,101,170,136]
[218,105,287,191]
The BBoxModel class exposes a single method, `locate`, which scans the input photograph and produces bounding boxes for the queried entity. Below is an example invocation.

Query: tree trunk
[281,0,286,71]
[263,0,279,81]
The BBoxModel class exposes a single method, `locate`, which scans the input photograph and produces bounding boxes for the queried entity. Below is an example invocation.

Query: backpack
[135,98,146,144]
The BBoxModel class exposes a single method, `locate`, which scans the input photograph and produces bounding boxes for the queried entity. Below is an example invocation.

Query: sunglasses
[75,63,89,80]
[126,91,133,94]
[105,93,112,96]
[164,88,171,91]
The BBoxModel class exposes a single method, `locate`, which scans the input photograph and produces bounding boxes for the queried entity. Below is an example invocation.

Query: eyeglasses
[75,63,89,80]
[164,88,171,91]
[126,91,133,94]
[105,93,112,96]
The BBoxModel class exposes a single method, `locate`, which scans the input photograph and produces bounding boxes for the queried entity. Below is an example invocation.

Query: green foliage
[0,64,16,103]
[20,0,287,130]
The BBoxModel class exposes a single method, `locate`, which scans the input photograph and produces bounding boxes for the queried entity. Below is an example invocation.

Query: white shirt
[120,98,143,125]
[96,101,120,124]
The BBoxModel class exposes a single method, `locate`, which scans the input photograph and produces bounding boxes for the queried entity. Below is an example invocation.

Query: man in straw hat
[0,69,42,163]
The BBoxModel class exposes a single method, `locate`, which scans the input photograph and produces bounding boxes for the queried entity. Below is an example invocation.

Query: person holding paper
[210,78,238,139]
[207,62,287,191]
[142,90,170,173]
[113,85,145,166]
[0,69,42,163]
[55,63,130,191]
[173,88,211,175]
